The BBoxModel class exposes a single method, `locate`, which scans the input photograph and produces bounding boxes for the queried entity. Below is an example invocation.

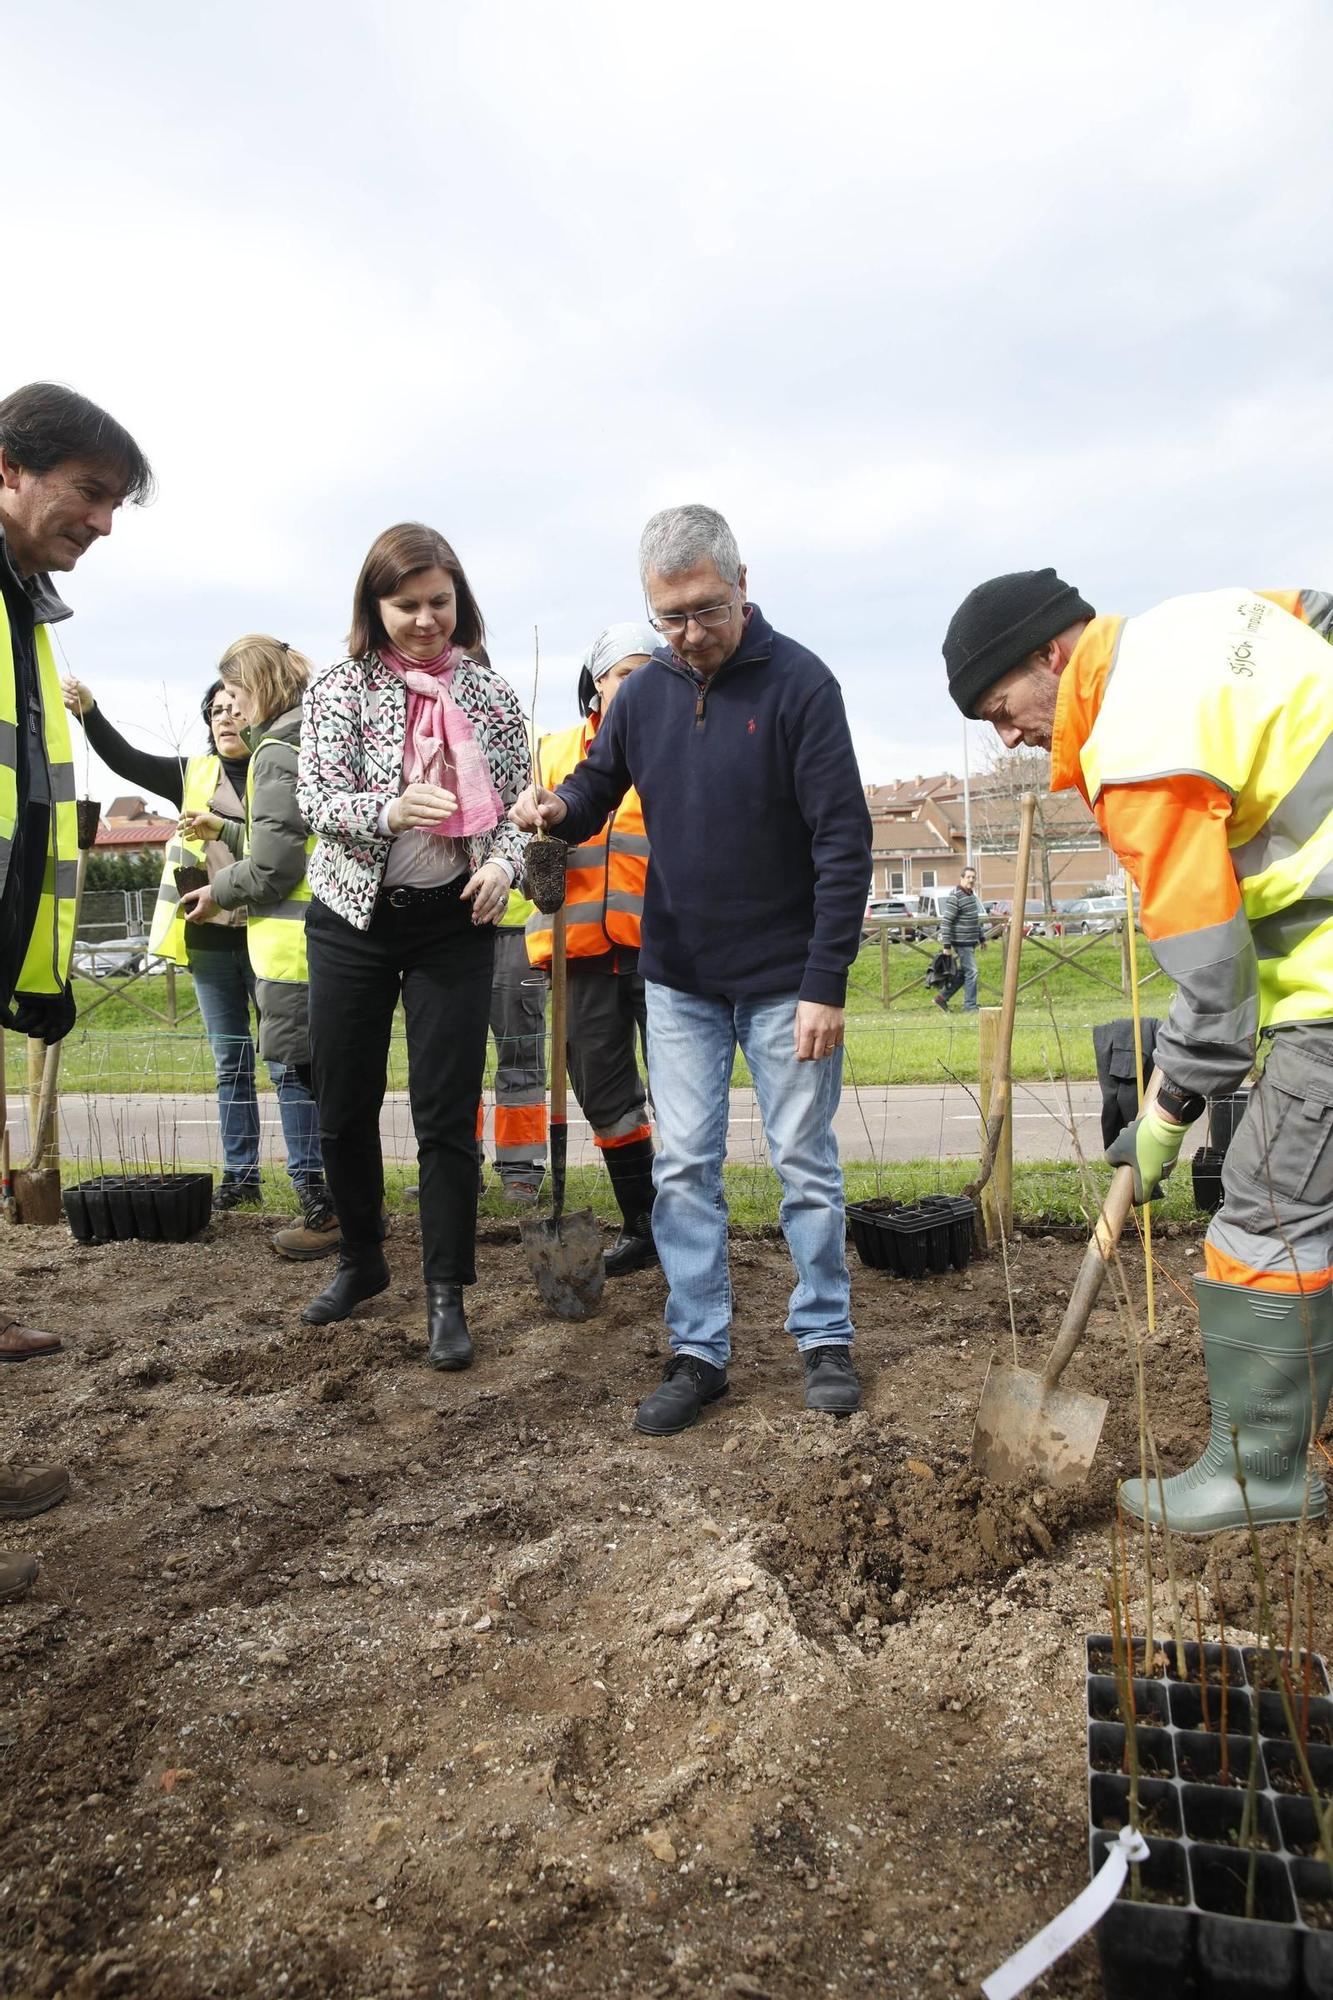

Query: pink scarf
[379,643,504,838]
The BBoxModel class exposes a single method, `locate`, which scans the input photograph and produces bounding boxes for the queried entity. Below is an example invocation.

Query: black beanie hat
[943,569,1095,719]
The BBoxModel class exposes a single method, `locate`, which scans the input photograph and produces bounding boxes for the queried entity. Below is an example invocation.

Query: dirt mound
[2,1216,1318,1997]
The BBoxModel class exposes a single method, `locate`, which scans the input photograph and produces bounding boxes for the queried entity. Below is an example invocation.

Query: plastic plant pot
[1292,1858,1333,1997]
[1175,1730,1262,1789]
[1091,1832,1194,2000]
[1166,1640,1248,1687]
[106,1180,136,1240]
[918,1193,977,1270]
[1182,1784,1281,1850]
[1191,1847,1298,1997]
[1265,1740,1333,1800]
[1086,1634,1173,1679]
[76,797,102,850]
[1192,1148,1226,1215]
[1089,1720,1176,1778]
[1088,1673,1171,1726]
[1244,1647,1333,1696]
[62,1185,94,1244]
[1208,1089,1252,1154]
[82,1178,115,1244]
[1089,1772,1182,1843]
[1170,1680,1253,1735]
[1257,1691,1333,1746]
[845,1199,899,1272]
[130,1179,162,1241]
[1275,1795,1325,1858]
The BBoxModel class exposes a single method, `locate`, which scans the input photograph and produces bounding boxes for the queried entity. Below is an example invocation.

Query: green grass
[7,930,1176,1096]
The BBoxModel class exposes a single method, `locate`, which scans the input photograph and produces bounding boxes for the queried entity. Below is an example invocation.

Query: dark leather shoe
[804,1344,861,1413]
[301,1252,390,1325]
[605,1216,659,1278]
[0,1317,62,1362]
[0,1462,71,1519]
[633,1355,729,1436]
[426,1284,473,1371]
[0,1551,39,1602]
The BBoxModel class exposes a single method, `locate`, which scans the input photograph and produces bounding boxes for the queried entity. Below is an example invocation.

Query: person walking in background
[480,877,548,1206]
[0,381,151,1601]
[62,674,324,1224]
[934,864,986,1012]
[513,505,872,1432]
[527,622,658,1275]
[942,567,1333,1535]
[296,523,530,1368]
[176,637,334,1259]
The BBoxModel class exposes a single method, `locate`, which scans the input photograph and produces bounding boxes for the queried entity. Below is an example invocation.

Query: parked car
[985,898,1051,937]
[863,898,920,941]
[1063,895,1136,935]
[73,935,149,978]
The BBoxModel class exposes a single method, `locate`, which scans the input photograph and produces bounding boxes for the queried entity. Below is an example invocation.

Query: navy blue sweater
[555,606,872,1006]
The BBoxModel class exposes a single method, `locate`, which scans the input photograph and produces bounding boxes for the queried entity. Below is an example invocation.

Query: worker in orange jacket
[943,569,1333,1536]
[527,624,656,1275]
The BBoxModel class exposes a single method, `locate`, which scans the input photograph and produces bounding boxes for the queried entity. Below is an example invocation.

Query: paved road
[10,1082,1205,1169]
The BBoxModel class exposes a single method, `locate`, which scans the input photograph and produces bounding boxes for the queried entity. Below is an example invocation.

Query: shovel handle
[1042,1070,1165,1390]
[549,904,567,1218]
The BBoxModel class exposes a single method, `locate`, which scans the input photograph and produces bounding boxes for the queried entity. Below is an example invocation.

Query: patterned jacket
[297,651,532,931]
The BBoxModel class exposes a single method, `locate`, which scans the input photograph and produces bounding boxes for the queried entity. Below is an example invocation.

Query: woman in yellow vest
[61,672,325,1225]
[177,637,335,1259]
[527,623,656,1275]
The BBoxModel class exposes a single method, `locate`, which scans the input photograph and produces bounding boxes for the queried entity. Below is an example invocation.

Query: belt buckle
[387,887,411,910]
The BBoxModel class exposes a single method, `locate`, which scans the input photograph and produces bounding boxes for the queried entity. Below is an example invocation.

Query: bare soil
[3,1216,1331,1999]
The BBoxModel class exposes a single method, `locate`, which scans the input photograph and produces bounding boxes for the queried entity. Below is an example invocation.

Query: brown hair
[347,522,486,661]
[218,635,313,726]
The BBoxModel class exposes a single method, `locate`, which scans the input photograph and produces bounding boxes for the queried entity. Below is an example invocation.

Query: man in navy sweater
[512,504,872,1434]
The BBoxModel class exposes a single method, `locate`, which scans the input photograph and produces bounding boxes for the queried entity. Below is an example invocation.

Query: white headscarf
[579,621,661,714]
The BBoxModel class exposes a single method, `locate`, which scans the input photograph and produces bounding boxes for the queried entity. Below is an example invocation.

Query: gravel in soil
[3,1217,1330,1997]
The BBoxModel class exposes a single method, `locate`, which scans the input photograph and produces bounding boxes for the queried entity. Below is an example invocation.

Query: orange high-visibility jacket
[526,716,649,966]
[1050,586,1333,1110]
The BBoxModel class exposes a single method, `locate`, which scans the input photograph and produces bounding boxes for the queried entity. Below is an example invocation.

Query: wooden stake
[977,1008,1012,1247]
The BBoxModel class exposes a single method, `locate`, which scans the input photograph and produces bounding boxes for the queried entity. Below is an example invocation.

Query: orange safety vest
[526,716,648,966]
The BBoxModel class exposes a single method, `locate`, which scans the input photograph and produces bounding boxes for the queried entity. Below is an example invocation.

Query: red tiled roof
[94,821,173,849]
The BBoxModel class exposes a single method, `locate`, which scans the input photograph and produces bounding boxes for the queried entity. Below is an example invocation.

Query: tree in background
[970,741,1112,909]
[85,852,164,893]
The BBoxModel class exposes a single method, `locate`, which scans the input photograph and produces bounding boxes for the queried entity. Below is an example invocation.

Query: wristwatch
[1155,1075,1207,1126]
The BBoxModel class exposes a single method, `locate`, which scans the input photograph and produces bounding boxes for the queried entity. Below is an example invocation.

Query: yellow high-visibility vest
[1077,588,1333,1031]
[147,754,224,967]
[0,612,79,993]
[244,732,314,988]
[501,885,535,928]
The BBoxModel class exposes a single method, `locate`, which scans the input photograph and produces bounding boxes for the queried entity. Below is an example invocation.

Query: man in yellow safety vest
[943,568,1333,1536]
[0,382,152,1602]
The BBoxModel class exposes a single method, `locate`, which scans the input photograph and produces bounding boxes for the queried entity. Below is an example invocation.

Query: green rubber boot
[1120,1278,1333,1536]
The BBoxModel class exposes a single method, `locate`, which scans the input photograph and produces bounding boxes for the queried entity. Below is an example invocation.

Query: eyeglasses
[647,583,740,637]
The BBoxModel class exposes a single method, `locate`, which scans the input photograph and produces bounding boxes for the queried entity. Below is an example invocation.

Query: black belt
[379,880,465,909]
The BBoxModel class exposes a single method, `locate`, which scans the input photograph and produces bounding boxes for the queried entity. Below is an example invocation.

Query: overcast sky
[10,0,1333,809]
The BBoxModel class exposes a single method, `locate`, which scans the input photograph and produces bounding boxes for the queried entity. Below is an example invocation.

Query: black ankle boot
[605,1213,659,1277]
[426,1283,473,1371]
[301,1250,391,1325]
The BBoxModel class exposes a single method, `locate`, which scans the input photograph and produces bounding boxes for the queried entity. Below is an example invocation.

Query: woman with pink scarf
[295,523,532,1365]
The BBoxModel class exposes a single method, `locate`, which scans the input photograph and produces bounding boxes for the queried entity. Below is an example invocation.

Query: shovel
[970,1071,1164,1489]
[519,902,606,1320]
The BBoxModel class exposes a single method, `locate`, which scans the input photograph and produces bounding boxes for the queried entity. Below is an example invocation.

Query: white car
[73,936,149,978]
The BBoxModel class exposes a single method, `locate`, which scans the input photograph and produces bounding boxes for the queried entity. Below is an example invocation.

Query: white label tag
[981,1825,1151,2000]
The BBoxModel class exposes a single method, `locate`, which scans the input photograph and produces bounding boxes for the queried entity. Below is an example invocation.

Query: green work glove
[1105,1106,1187,1203]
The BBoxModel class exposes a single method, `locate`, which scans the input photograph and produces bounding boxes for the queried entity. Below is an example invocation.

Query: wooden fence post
[978,1007,1012,1247]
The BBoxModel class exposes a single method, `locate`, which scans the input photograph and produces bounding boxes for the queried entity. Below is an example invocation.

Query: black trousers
[306,887,495,1285]
[565,962,650,1140]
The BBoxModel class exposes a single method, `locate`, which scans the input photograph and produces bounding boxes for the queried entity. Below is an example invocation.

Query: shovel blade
[970,1359,1109,1491]
[519,1206,606,1321]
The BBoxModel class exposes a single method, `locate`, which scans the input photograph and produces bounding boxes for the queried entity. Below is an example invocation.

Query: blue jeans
[644,982,854,1371]
[942,943,978,1009]
[189,944,322,1186]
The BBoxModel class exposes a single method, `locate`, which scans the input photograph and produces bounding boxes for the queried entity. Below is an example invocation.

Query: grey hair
[638,504,742,588]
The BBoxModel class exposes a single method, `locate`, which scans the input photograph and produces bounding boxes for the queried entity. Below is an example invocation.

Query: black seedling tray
[1208,1089,1252,1156]
[1086,1633,1333,1997]
[845,1195,975,1277]
[64,1173,213,1245]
